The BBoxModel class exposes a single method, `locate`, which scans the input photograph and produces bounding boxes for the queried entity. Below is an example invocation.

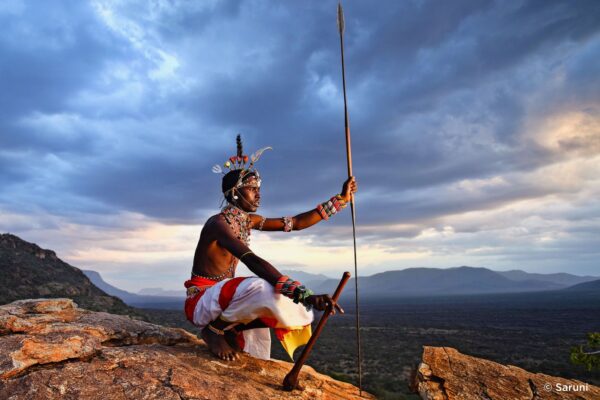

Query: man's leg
[201,317,241,361]
[200,277,312,360]
[236,319,270,331]
[203,316,271,360]
[223,319,269,351]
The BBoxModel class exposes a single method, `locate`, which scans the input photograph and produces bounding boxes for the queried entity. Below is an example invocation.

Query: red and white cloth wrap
[184,276,313,360]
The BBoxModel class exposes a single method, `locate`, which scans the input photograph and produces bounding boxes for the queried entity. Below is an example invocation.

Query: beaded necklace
[221,204,251,245]
[190,205,251,282]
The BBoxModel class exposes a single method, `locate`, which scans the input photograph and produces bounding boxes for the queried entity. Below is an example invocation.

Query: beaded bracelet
[275,275,290,293]
[317,194,348,220]
[275,275,314,311]
[292,285,314,309]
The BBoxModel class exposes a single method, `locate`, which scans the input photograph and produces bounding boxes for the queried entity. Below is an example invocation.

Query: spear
[337,2,363,395]
[283,272,351,391]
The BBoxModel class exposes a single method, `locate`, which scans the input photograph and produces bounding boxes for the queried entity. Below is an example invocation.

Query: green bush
[570,332,600,371]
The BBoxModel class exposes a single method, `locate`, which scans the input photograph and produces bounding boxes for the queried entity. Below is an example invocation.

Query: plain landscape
[142,287,600,399]
[2,234,599,399]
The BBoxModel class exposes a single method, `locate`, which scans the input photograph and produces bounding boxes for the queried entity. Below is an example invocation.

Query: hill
[564,278,600,292]
[280,269,330,287]
[137,287,183,296]
[313,266,565,298]
[0,233,143,317]
[498,269,598,286]
[132,270,329,298]
[83,269,184,309]
[82,269,139,300]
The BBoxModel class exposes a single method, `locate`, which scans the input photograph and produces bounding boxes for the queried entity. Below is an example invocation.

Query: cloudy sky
[1,0,599,292]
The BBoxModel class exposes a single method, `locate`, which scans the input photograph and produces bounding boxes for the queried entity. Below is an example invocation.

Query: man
[184,135,357,361]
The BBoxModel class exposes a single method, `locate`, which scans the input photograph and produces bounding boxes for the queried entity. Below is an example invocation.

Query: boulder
[0,298,370,399]
[414,346,600,400]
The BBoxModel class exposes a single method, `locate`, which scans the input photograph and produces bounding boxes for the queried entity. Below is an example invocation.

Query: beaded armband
[275,275,314,311]
[282,216,293,232]
[258,216,266,231]
[316,194,348,220]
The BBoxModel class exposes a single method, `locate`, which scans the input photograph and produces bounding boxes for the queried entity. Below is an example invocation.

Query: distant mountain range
[82,270,141,301]
[496,270,597,286]
[3,233,598,311]
[125,269,329,297]
[137,287,183,296]
[309,266,599,298]
[88,265,600,303]
[82,270,184,308]
[564,279,600,292]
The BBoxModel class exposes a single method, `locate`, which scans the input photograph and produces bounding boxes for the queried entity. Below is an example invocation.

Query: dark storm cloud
[348,0,600,115]
[69,151,216,220]
[1,0,599,231]
[0,1,127,119]
[0,153,29,187]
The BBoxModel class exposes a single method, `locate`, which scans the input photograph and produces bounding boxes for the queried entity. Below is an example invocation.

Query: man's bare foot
[225,330,243,352]
[201,326,239,361]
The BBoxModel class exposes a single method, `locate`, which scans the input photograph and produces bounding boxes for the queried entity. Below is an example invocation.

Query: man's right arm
[213,216,282,285]
[213,216,338,312]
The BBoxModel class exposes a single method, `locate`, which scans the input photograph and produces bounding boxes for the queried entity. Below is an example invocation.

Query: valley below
[143,289,600,399]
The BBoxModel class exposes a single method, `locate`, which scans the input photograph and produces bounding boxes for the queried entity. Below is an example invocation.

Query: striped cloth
[184,276,313,360]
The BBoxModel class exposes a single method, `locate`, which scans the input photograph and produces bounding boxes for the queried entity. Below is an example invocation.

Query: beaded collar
[221,204,251,245]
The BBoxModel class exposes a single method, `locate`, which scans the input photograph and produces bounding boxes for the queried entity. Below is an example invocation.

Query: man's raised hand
[341,176,358,203]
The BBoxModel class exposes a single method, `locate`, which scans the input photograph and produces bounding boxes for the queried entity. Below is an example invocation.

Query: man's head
[216,134,271,212]
[222,169,261,212]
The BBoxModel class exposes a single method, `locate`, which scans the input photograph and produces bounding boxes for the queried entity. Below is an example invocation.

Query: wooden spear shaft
[337,2,363,395]
[283,272,351,391]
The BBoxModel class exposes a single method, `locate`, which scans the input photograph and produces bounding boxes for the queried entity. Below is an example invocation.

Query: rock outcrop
[0,298,370,399]
[0,234,143,318]
[414,346,600,400]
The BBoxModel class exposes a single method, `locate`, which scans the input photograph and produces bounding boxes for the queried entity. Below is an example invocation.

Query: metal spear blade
[337,3,345,35]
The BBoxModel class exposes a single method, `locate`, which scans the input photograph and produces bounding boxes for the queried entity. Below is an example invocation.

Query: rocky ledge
[414,346,600,400]
[0,298,370,399]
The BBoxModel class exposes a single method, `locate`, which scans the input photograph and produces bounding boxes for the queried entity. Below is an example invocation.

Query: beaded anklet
[207,319,240,336]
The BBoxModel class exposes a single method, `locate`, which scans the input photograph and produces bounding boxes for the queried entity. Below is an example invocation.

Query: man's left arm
[251,176,357,231]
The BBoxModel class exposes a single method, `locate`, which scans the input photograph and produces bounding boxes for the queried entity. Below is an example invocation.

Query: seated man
[184,135,357,361]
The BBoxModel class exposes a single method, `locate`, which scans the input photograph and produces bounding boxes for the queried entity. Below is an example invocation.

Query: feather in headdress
[211,135,271,191]
[250,146,273,165]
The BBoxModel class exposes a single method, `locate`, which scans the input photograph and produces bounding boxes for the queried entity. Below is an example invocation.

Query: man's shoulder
[205,213,226,228]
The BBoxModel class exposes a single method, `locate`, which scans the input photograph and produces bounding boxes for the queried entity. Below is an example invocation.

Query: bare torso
[192,214,240,279]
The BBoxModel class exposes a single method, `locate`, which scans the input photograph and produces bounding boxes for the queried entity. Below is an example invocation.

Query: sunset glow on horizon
[1,1,599,292]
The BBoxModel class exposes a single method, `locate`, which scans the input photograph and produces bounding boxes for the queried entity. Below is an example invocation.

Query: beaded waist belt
[191,262,235,282]
[186,286,210,298]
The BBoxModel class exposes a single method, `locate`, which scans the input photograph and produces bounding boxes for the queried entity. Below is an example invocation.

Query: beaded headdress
[212,134,272,199]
